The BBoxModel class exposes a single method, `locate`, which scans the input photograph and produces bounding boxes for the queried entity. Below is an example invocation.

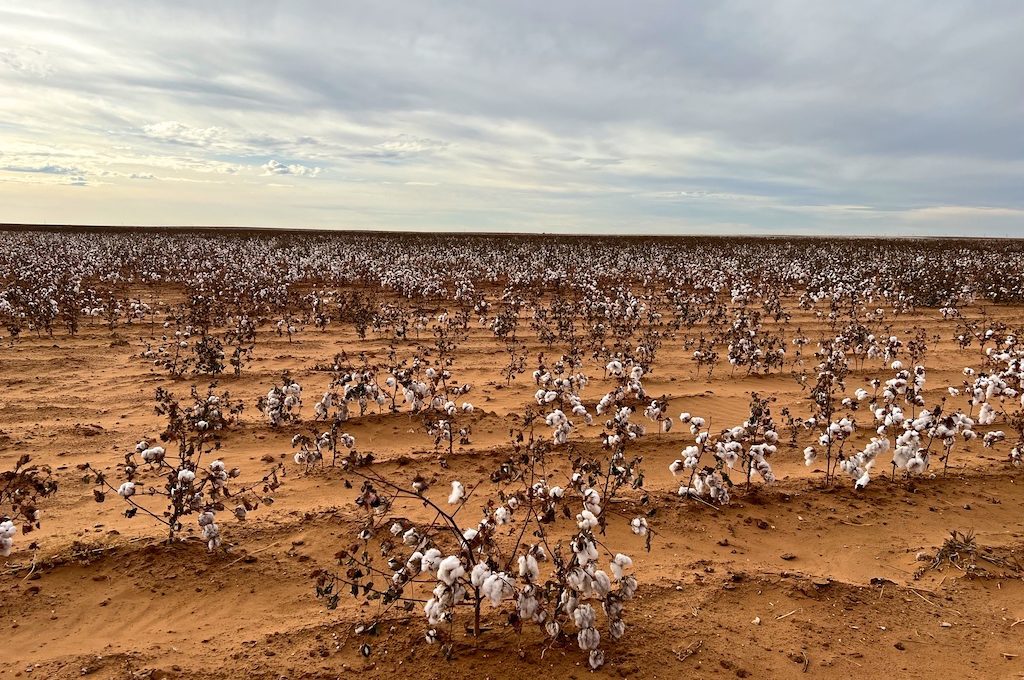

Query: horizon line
[2,222,1021,242]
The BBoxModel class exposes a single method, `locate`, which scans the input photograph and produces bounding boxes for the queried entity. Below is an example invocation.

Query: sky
[1,1,1023,236]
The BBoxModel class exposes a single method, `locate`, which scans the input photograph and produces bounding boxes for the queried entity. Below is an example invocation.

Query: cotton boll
[198,511,220,551]
[437,556,465,586]
[576,509,599,531]
[577,627,600,651]
[117,481,136,498]
[420,548,443,575]
[177,469,195,484]
[470,562,491,588]
[481,572,513,606]
[629,517,648,536]
[141,446,165,463]
[588,650,605,669]
[620,574,638,599]
[448,480,465,504]
[573,603,597,629]
[518,554,539,581]
[0,520,16,557]
[610,553,633,580]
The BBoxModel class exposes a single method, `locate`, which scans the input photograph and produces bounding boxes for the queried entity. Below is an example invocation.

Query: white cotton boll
[470,562,491,587]
[0,520,16,557]
[518,591,540,620]
[117,481,136,498]
[891,360,903,370]
[679,412,691,423]
[461,402,474,413]
[610,553,633,580]
[592,570,611,598]
[424,598,445,625]
[566,567,590,593]
[583,488,601,514]
[518,554,539,581]
[494,506,510,525]
[577,509,599,531]
[507,496,520,510]
[630,517,648,536]
[573,603,597,629]
[403,528,420,546]
[588,650,605,669]
[437,556,465,586]
[855,388,870,401]
[907,456,928,475]
[482,572,512,606]
[549,486,564,499]
[978,402,995,425]
[577,626,600,651]
[177,469,195,484]
[421,548,443,575]
[141,446,165,463]
[669,459,685,476]
[462,527,479,542]
[448,481,465,504]
[855,470,870,490]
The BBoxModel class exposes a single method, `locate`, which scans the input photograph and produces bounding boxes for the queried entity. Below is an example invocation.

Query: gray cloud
[0,1,1022,234]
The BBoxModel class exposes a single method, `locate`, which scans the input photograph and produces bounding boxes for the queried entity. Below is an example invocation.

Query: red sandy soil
[1,296,1022,679]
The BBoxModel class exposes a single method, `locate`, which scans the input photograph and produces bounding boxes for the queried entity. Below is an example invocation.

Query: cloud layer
[1,1,1022,234]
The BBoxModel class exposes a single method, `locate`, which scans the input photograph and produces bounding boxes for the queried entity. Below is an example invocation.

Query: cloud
[1,162,82,175]
[0,1,1021,233]
[141,121,224,147]
[261,159,321,177]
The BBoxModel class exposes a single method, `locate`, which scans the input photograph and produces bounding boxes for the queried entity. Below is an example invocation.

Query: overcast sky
[1,1,1022,235]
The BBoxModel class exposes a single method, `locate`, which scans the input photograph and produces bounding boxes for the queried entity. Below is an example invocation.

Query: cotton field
[1,229,1022,679]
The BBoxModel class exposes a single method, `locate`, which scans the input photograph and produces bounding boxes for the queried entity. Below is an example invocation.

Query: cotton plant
[291,428,360,471]
[799,341,860,485]
[671,395,778,504]
[532,352,592,444]
[0,454,58,558]
[258,372,303,426]
[316,415,646,670]
[596,358,647,416]
[643,396,673,433]
[670,413,733,506]
[85,386,282,548]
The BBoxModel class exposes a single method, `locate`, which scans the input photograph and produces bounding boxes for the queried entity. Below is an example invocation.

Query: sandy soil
[1,294,1022,679]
